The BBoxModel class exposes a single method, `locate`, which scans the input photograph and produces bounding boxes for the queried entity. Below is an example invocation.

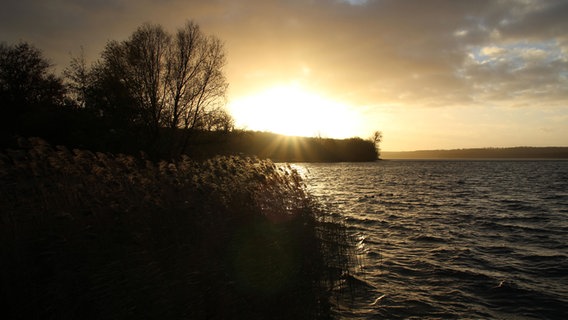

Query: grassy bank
[0,138,356,319]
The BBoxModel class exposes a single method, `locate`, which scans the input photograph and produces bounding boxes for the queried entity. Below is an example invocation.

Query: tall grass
[0,137,356,319]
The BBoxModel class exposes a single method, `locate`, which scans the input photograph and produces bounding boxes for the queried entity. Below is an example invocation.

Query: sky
[1,0,567,151]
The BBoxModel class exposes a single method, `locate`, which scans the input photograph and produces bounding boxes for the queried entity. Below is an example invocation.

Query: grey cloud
[498,0,568,40]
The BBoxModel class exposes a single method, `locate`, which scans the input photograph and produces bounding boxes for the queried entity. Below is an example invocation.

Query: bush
[0,138,356,319]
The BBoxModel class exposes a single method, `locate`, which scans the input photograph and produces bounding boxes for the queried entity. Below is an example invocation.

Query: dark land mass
[381,147,568,160]
[183,130,378,162]
[2,129,379,163]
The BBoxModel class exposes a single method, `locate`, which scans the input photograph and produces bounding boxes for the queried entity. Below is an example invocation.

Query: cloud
[1,0,567,110]
[480,46,506,57]
[337,0,371,5]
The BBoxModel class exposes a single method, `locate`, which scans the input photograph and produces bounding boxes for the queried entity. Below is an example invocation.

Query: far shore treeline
[171,130,379,162]
[0,21,380,162]
[382,147,568,160]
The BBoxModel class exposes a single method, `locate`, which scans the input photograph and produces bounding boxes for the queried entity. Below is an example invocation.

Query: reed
[0,137,356,319]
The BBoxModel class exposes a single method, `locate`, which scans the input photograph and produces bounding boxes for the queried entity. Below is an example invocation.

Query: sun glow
[228,85,362,138]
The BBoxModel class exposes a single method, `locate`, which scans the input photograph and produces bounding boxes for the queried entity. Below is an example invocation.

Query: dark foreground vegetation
[382,147,568,159]
[0,138,357,319]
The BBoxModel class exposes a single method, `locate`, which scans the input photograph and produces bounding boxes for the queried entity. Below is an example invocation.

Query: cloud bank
[2,0,566,107]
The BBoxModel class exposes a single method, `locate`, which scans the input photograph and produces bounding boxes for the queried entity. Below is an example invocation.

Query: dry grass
[0,137,356,319]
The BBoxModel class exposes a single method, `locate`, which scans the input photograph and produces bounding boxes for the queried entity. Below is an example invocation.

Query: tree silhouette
[64,47,91,109]
[0,42,66,139]
[371,130,383,158]
[88,21,230,156]
[199,107,235,132]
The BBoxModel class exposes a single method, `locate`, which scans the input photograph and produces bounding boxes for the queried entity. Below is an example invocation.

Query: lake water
[294,160,568,319]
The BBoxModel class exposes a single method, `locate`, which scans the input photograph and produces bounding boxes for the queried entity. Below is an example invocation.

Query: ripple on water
[299,160,568,319]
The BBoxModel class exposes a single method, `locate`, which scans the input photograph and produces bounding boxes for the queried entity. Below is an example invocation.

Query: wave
[301,160,568,319]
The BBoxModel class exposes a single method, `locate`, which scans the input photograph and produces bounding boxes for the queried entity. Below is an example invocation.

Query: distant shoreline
[381,147,568,160]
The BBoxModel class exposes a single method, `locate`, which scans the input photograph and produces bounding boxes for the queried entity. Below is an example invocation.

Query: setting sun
[228,84,362,138]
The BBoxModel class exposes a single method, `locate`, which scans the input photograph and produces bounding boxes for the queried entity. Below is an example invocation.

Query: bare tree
[127,23,171,136]
[93,21,230,155]
[64,47,91,108]
[164,21,229,152]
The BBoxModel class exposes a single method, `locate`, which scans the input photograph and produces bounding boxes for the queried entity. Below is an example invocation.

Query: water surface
[295,160,568,319]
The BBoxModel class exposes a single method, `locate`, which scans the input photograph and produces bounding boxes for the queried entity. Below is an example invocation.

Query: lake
[293,160,568,319]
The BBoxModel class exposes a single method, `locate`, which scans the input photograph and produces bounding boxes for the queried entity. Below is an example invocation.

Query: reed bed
[0,137,356,319]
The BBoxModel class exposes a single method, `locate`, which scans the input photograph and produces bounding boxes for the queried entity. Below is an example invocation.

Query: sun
[228,84,362,138]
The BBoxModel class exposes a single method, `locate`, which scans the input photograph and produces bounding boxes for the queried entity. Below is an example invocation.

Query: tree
[64,47,92,109]
[0,42,66,136]
[91,21,231,156]
[370,130,383,159]
[126,23,171,137]
[199,107,234,132]
[167,21,228,133]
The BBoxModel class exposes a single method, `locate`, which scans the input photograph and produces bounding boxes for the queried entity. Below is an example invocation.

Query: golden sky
[2,0,567,151]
